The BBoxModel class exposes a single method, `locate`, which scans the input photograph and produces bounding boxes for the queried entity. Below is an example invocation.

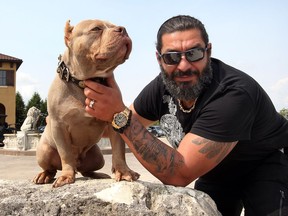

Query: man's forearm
[121,115,185,184]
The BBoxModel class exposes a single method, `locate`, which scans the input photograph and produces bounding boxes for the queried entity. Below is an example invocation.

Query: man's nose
[177,55,192,71]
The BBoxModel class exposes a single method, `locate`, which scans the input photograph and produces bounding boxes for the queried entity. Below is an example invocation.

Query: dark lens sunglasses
[159,47,208,65]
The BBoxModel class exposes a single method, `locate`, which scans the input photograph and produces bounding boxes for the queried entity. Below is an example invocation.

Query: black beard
[160,60,213,101]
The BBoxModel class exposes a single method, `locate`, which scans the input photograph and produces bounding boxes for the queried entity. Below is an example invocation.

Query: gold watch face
[114,113,128,128]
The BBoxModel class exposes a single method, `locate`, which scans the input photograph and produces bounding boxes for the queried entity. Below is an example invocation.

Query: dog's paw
[113,168,140,182]
[52,175,75,188]
[32,170,57,184]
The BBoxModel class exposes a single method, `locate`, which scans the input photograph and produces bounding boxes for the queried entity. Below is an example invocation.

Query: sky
[1,0,288,111]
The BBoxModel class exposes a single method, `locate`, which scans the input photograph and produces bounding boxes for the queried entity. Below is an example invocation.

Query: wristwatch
[111,107,132,133]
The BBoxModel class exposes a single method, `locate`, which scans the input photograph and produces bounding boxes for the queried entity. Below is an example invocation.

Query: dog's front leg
[108,125,140,181]
[53,162,76,187]
[50,121,77,187]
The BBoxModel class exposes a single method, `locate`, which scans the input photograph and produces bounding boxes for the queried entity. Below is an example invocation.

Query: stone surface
[20,106,41,132]
[0,179,221,216]
[2,136,113,152]
[3,132,41,151]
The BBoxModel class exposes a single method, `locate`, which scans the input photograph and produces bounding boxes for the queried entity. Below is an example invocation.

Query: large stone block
[3,132,41,151]
[0,179,221,215]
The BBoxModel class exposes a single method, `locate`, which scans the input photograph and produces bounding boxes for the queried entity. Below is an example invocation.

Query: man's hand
[84,75,126,122]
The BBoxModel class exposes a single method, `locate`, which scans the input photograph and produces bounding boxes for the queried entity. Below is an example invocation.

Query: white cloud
[270,77,288,91]
[269,77,288,110]
[16,72,39,103]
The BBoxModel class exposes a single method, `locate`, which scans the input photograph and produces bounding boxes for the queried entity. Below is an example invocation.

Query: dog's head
[62,19,132,80]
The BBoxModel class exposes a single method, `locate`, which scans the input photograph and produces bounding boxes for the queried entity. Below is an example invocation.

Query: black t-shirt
[134,58,288,181]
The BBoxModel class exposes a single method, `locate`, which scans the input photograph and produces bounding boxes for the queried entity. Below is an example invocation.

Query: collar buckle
[57,60,70,82]
[56,55,85,88]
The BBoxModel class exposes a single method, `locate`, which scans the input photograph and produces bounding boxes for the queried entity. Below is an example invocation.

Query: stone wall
[3,133,112,152]
[3,132,41,150]
[0,179,221,216]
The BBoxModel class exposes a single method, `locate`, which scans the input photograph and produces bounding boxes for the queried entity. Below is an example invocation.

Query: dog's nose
[115,26,128,36]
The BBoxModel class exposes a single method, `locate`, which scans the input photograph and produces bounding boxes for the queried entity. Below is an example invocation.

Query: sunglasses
[159,47,208,65]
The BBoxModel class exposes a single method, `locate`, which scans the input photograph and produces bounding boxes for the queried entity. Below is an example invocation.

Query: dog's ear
[64,20,74,47]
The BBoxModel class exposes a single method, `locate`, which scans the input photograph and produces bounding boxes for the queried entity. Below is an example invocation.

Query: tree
[40,98,48,116]
[26,92,42,113]
[39,98,48,127]
[25,92,48,128]
[15,91,26,130]
[279,108,288,119]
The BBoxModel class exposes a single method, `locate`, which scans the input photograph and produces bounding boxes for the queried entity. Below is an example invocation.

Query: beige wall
[0,62,17,125]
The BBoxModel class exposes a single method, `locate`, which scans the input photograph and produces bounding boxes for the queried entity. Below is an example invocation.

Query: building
[0,53,23,126]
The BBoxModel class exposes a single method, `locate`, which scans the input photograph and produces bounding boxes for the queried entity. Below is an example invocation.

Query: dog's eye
[91,26,102,32]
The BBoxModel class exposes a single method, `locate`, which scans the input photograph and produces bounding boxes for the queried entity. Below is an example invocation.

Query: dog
[33,19,140,187]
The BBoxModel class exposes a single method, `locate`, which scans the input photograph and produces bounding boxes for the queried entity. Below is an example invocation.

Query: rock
[0,179,221,216]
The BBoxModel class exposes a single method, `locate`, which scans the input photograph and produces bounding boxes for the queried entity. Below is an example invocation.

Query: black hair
[156,15,209,53]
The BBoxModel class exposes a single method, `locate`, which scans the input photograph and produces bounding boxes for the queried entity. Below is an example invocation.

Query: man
[84,15,288,216]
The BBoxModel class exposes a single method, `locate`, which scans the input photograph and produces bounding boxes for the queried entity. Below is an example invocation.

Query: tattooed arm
[84,77,237,187]
[120,106,238,186]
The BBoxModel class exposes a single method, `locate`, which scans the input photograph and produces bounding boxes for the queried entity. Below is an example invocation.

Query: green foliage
[15,92,48,130]
[279,108,288,119]
[15,92,26,130]
[26,92,42,113]
[40,98,48,116]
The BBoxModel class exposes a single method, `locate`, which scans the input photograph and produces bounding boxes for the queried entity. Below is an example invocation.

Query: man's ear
[207,43,212,57]
[156,51,162,65]
[64,20,74,47]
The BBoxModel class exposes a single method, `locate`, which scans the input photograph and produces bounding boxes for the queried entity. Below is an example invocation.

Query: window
[0,70,14,86]
[0,71,6,86]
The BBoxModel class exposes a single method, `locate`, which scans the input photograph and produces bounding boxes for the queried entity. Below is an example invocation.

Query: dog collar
[56,56,106,89]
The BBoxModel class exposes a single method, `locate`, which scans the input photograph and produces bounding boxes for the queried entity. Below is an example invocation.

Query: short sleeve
[133,75,165,121]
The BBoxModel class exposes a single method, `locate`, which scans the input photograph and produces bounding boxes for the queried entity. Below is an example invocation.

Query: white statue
[20,106,41,132]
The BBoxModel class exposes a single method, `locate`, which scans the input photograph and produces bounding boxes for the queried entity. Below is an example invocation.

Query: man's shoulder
[211,58,257,88]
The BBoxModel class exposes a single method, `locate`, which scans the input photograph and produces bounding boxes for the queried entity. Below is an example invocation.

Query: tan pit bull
[33,19,140,187]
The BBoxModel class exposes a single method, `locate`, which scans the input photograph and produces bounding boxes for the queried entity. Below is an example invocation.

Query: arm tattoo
[192,137,235,163]
[124,116,184,175]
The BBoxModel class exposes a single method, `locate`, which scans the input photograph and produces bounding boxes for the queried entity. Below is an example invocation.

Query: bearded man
[84,15,288,216]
